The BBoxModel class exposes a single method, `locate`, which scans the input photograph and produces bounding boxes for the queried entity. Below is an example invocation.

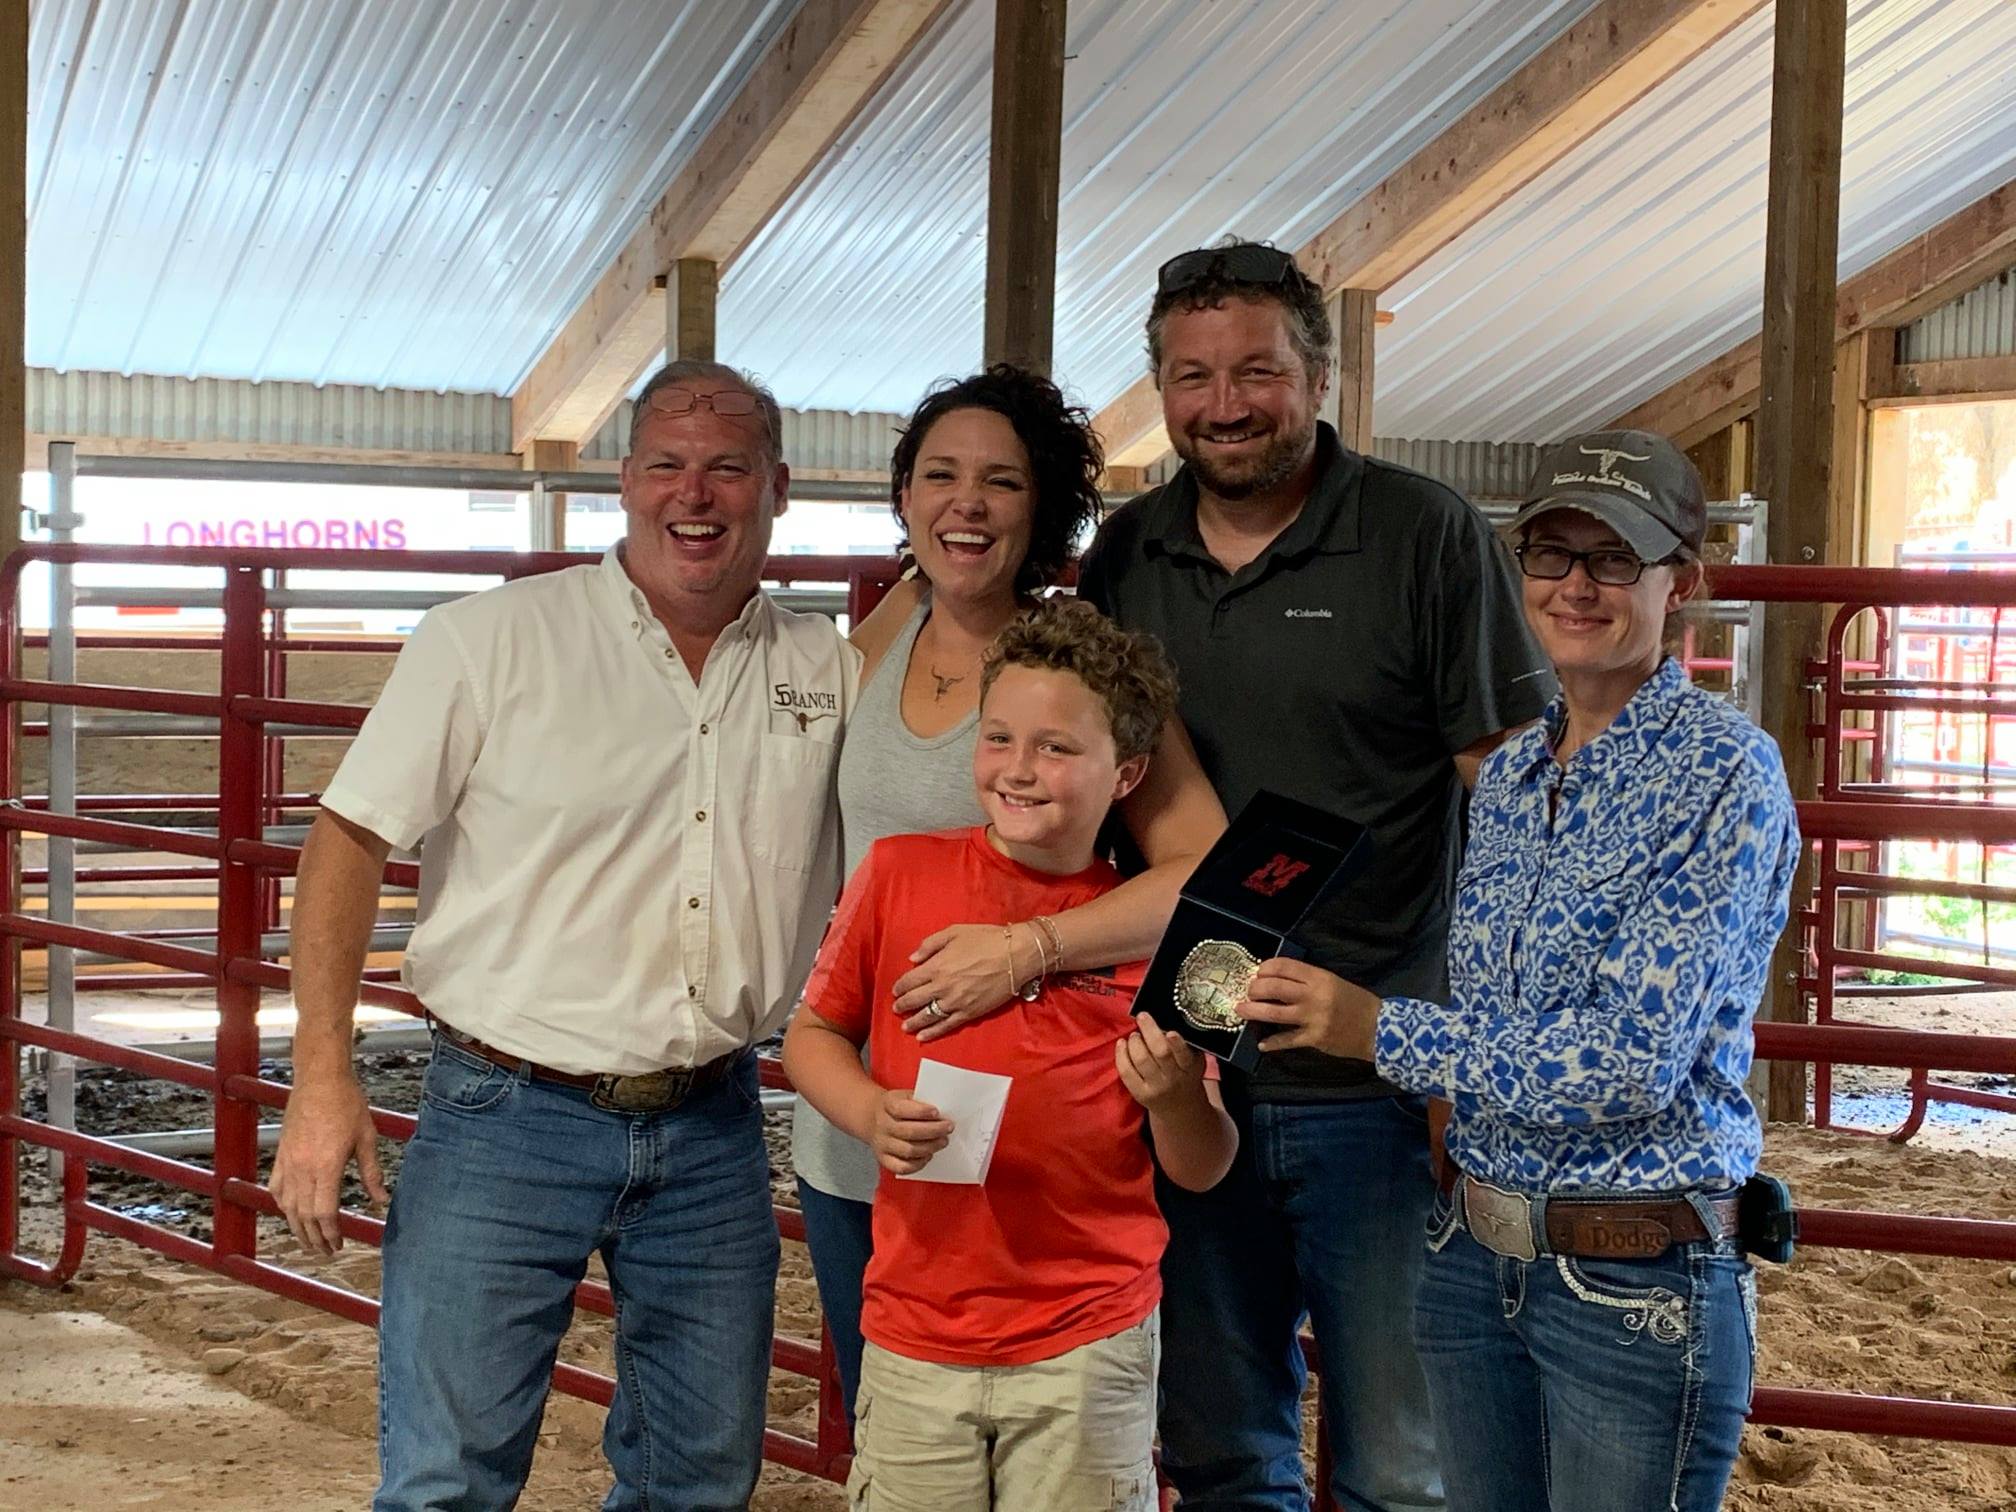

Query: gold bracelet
[1031,914,1066,975]
[1005,923,1042,1002]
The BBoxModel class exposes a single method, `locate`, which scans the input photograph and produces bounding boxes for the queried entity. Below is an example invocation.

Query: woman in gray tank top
[792,366,1226,1421]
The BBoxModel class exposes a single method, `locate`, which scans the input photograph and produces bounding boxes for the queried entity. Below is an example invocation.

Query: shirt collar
[600,544,771,643]
[1517,656,1690,786]
[1142,422,1364,569]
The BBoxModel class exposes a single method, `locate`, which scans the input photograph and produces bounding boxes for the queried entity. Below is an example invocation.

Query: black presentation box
[1137,790,1371,1071]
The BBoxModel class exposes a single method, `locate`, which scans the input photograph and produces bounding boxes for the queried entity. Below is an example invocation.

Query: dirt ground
[4,1029,2016,1509]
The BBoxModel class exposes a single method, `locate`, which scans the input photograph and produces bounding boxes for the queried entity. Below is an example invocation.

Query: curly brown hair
[979,598,1178,763]
[889,364,1104,595]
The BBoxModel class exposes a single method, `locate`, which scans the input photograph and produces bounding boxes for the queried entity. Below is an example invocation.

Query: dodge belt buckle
[1463,1179,1539,1263]
[591,1068,691,1113]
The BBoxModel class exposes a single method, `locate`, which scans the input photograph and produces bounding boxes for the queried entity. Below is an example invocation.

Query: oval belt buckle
[592,1069,685,1113]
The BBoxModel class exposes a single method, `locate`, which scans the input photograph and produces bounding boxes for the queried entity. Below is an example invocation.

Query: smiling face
[618,379,789,631]
[974,663,1147,874]
[1156,295,1325,503]
[898,406,1036,610]
[1520,508,1696,682]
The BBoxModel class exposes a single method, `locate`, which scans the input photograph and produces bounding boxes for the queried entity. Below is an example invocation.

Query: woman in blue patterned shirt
[1236,429,1800,1512]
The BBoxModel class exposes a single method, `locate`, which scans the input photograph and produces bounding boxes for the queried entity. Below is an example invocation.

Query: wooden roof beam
[1612,174,2016,446]
[510,0,947,455]
[1091,0,1770,467]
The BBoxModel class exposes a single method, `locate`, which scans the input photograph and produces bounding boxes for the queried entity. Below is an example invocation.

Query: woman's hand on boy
[1237,960,1380,1061]
[872,1089,955,1175]
[889,922,1033,1041]
[1116,1013,1205,1113]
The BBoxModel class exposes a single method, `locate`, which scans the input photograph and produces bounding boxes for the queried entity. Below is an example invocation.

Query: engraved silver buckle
[589,1068,694,1113]
[1460,1177,1540,1263]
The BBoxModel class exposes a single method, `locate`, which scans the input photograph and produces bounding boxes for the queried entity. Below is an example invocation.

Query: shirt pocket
[749,732,839,874]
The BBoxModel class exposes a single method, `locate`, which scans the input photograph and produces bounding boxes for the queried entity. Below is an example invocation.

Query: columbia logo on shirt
[1284,608,1333,620]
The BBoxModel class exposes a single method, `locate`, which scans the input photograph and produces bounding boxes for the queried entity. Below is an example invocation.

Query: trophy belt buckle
[590,1067,695,1114]
[1459,1176,1540,1263]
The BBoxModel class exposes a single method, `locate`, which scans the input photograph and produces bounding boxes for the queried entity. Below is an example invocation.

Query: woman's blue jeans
[1411,1193,1756,1512]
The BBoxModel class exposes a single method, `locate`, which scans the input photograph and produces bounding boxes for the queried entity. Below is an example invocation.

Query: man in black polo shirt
[1077,242,1552,1512]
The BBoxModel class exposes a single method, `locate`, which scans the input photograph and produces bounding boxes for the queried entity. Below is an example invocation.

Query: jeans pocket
[1553,1255,1691,1346]
[421,1041,518,1114]
[723,1054,763,1116]
[1425,1188,1460,1254]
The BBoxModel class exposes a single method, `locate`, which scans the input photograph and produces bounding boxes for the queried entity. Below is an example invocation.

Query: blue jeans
[1156,1092,1443,1511]
[375,1037,780,1511]
[1411,1196,1756,1512]
[796,1177,873,1426]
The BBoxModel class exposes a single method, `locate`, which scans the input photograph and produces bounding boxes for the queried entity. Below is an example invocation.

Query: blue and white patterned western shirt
[1375,657,1800,1194]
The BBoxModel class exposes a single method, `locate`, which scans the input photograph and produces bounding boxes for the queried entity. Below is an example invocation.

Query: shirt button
[699,723,709,735]
[687,896,700,909]
[663,648,675,660]
[688,984,700,998]
[695,810,706,822]
[630,620,639,631]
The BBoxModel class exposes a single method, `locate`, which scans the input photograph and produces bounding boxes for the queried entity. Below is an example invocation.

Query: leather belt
[430,1017,739,1114]
[1453,1172,1739,1263]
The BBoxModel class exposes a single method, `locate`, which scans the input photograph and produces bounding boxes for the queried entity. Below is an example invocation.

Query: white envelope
[897,1059,1012,1186]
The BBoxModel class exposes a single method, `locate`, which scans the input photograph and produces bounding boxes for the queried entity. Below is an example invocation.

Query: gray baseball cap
[1508,428,1707,562]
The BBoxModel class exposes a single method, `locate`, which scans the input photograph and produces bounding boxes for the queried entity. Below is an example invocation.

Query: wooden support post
[528,440,579,552]
[0,0,22,570]
[1326,289,1377,453]
[1754,0,1847,1124]
[667,258,718,363]
[982,0,1066,374]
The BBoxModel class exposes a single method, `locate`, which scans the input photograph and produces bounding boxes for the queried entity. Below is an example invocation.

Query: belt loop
[1681,1189,1721,1246]
[1525,1190,1551,1259]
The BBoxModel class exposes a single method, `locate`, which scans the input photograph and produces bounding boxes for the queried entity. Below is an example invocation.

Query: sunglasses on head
[1156,244,1300,296]
[645,387,762,420]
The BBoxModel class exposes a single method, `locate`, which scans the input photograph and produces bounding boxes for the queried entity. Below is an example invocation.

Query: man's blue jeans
[796,1178,873,1428]
[375,1037,780,1511]
[1155,1091,1444,1511]
[1412,1196,1756,1512]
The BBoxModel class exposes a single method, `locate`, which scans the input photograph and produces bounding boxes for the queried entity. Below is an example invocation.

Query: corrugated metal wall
[26,369,515,452]
[1373,438,1540,500]
[28,367,909,476]
[1900,269,2016,362]
[584,400,908,471]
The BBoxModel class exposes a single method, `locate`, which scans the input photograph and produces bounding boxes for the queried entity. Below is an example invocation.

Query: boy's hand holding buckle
[1116,1012,1205,1114]
[1237,959,1380,1061]
[871,1088,956,1175]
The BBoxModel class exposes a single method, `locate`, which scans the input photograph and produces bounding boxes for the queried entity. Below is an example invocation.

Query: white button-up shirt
[320,547,859,1075]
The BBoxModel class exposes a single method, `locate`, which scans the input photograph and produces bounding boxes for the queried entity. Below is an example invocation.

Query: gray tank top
[792,593,987,1200]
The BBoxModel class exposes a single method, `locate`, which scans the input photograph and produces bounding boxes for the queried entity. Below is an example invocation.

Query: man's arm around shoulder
[269,809,394,1255]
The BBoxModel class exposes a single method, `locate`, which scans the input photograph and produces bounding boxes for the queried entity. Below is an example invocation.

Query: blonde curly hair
[979,598,1178,763]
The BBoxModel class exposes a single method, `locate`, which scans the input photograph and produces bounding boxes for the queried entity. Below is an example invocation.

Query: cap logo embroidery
[1550,444,1654,502]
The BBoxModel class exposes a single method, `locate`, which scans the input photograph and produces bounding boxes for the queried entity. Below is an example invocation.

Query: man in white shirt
[270,360,858,1511]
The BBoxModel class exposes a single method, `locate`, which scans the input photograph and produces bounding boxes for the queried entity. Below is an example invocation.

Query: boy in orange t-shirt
[784,599,1236,1511]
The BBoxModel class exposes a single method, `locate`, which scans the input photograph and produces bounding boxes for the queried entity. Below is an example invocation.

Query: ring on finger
[923,999,949,1022]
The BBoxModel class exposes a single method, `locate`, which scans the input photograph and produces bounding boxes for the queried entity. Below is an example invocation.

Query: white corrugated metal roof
[1375,0,2016,442]
[27,0,802,391]
[719,0,1591,415]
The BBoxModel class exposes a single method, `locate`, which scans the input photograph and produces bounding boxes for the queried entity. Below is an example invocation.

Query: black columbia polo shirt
[1078,424,1554,1101]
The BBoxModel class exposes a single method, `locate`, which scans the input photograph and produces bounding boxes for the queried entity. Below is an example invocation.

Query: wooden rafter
[1090,0,1771,467]
[1611,175,2016,447]
[510,0,947,454]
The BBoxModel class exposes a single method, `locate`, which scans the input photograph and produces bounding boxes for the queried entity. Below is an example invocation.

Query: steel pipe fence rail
[6,546,2016,1497]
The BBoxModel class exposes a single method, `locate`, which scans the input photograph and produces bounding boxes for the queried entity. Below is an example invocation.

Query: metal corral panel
[26,368,514,452]
[1376,0,2016,443]
[1901,269,2016,362]
[26,0,801,392]
[584,399,909,470]
[1372,438,1541,501]
[721,0,1590,416]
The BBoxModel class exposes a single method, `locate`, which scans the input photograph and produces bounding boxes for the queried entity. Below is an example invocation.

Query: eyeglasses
[1514,543,1665,586]
[645,387,762,420]
[1156,244,1299,296]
